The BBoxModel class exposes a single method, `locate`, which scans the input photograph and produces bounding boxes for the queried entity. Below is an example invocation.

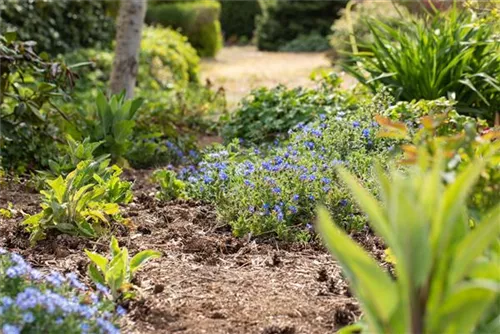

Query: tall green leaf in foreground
[317,155,500,333]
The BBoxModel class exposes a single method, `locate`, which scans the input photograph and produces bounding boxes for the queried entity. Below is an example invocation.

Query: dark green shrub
[219,0,260,39]
[256,0,347,51]
[222,73,358,144]
[146,0,223,57]
[0,34,74,172]
[279,33,330,52]
[0,0,115,55]
[342,7,500,123]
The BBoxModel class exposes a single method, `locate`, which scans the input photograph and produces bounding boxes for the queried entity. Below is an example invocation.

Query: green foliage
[153,170,187,201]
[22,159,133,244]
[219,0,260,39]
[85,237,161,300]
[0,0,115,55]
[278,33,330,52]
[342,7,500,122]
[0,34,74,172]
[81,91,143,166]
[329,1,407,62]
[222,73,358,144]
[316,153,500,333]
[0,250,120,333]
[146,0,223,57]
[256,0,347,51]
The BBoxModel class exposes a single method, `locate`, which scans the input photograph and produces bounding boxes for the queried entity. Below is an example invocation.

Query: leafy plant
[343,6,500,122]
[23,159,133,243]
[222,72,357,144]
[83,91,143,166]
[316,153,500,333]
[153,169,187,201]
[85,237,161,300]
[0,248,121,333]
[278,33,330,52]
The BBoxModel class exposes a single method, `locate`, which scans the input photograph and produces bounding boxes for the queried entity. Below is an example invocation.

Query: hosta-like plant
[317,153,500,333]
[23,160,133,243]
[85,236,161,300]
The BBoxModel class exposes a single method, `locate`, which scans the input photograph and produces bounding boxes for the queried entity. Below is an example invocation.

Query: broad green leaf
[85,250,108,273]
[316,207,398,330]
[449,204,500,285]
[130,250,161,275]
[110,236,121,257]
[47,176,66,203]
[88,263,105,285]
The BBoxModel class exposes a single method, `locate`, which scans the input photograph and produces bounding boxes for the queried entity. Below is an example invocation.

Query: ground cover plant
[0,248,122,334]
[222,72,359,144]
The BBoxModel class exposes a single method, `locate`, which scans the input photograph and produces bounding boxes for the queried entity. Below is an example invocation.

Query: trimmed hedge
[0,0,115,55]
[146,0,223,58]
[219,1,260,39]
[256,0,347,51]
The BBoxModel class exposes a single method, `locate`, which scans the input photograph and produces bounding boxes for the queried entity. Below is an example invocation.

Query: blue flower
[95,283,110,295]
[277,212,284,222]
[321,177,331,185]
[23,312,35,323]
[46,271,66,287]
[0,247,7,255]
[116,306,127,316]
[244,180,255,188]
[308,195,315,201]
[248,206,255,213]
[272,187,281,194]
[304,141,315,150]
[203,175,214,184]
[340,199,348,207]
[362,128,370,138]
[352,121,360,128]
[218,171,228,181]
[2,324,21,334]
[289,205,297,214]
[292,194,300,201]
[306,223,313,230]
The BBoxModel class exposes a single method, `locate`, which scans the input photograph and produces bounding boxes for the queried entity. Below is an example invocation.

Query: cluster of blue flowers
[168,110,390,239]
[0,248,122,334]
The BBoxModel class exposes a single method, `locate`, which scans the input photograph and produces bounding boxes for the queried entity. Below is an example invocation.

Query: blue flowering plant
[173,100,393,240]
[0,248,121,334]
[85,237,161,301]
[23,159,133,244]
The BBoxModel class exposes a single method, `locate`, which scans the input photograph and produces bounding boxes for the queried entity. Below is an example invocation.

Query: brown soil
[0,170,385,334]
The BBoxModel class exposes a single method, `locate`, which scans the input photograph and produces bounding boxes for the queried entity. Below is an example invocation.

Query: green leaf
[316,207,398,331]
[88,263,105,285]
[85,250,108,273]
[110,236,121,257]
[47,176,66,203]
[130,250,161,275]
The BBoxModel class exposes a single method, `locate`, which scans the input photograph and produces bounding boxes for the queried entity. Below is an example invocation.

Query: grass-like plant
[343,6,500,122]
[317,153,500,333]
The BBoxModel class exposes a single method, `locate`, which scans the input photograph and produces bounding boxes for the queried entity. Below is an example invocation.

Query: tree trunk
[109,0,147,99]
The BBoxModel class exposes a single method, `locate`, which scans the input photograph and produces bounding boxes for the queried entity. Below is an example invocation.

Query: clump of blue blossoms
[0,248,122,334]
[165,102,395,241]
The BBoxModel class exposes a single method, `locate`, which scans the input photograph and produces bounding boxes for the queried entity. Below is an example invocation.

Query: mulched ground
[0,170,385,334]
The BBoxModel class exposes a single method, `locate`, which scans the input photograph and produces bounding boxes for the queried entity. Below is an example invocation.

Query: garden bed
[0,170,386,334]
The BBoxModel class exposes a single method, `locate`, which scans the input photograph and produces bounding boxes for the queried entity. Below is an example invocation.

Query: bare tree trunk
[109,0,147,99]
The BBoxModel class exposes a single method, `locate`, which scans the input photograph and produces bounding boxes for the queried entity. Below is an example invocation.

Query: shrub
[278,33,330,52]
[219,0,260,39]
[0,0,115,55]
[317,149,500,334]
[256,0,347,51]
[0,34,74,172]
[85,237,161,301]
[342,7,500,123]
[329,1,407,63]
[153,170,187,201]
[146,0,223,57]
[171,93,394,240]
[0,248,121,333]
[222,73,358,144]
[23,159,133,244]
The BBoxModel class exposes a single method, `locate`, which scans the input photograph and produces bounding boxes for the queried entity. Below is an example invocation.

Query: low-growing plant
[222,73,358,144]
[343,6,500,122]
[316,152,500,333]
[0,248,121,333]
[278,33,330,52]
[23,160,133,243]
[153,169,187,201]
[85,237,161,301]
